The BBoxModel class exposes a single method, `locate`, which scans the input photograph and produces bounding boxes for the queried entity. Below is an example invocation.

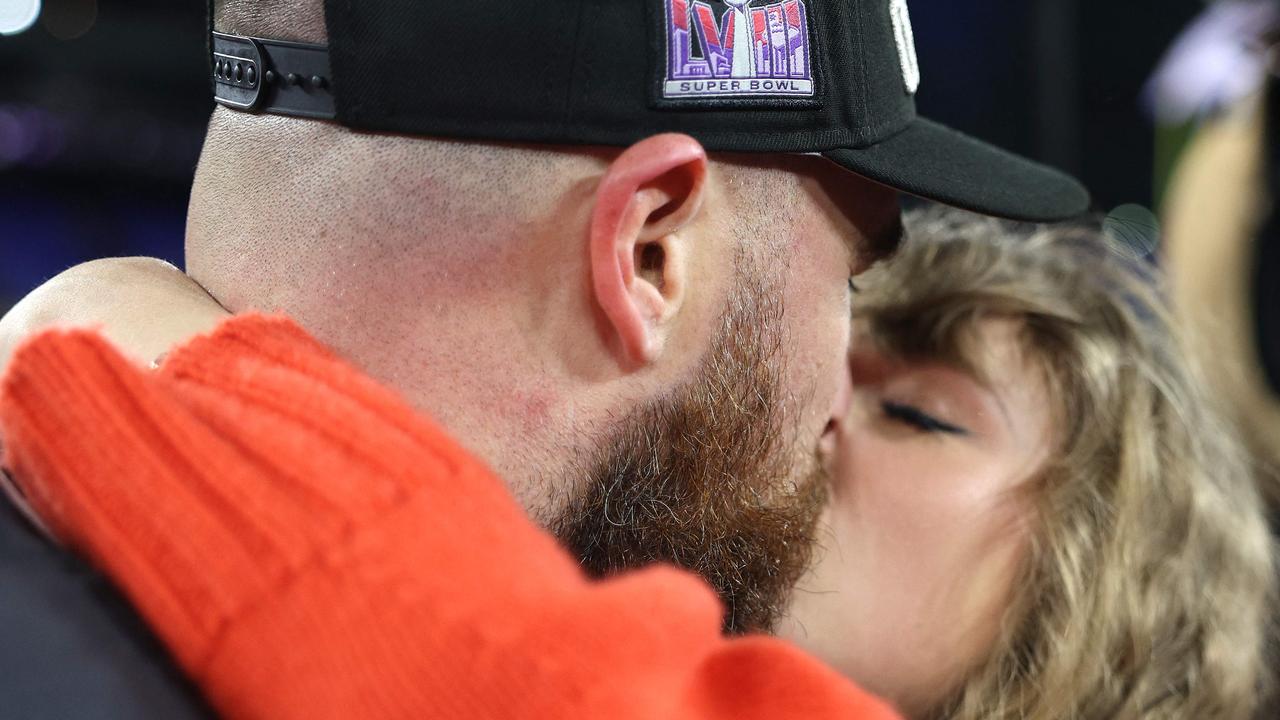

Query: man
[0,0,1086,716]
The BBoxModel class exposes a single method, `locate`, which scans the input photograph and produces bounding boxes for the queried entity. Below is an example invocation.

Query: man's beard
[552,259,828,634]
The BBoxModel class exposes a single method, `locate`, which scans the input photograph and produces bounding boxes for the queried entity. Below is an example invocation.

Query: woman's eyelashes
[881,400,970,436]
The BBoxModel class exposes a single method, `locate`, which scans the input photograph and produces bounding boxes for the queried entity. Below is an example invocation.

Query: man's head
[191,0,1092,633]
[191,0,901,632]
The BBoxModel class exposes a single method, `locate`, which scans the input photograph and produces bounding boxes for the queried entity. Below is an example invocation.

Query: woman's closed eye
[881,400,970,436]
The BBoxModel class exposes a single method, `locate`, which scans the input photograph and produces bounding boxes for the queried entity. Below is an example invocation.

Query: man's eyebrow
[861,214,906,266]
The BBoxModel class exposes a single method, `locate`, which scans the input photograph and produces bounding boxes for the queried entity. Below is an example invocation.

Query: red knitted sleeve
[0,315,900,720]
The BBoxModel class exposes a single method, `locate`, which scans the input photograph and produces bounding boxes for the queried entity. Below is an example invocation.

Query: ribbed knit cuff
[1,327,264,670]
[0,316,530,670]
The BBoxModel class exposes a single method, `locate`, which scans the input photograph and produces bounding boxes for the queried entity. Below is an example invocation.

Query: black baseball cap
[209,0,1089,222]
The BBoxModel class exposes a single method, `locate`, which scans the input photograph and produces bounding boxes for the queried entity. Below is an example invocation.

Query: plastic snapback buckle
[212,32,335,120]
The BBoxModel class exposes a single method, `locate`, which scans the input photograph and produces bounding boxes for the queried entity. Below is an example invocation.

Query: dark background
[0,0,1204,312]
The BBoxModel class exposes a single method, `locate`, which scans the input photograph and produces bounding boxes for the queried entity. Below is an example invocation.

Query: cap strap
[212,32,335,120]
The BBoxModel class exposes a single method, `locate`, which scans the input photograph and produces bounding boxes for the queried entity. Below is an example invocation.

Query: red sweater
[0,314,900,720]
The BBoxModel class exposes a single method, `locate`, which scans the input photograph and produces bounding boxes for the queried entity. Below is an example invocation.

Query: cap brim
[823,117,1090,222]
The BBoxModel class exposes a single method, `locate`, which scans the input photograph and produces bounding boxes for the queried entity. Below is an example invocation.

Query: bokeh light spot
[1103,204,1161,260]
[41,0,95,40]
[0,0,41,36]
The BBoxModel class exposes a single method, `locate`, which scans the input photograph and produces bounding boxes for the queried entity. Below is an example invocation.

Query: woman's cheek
[836,435,1009,542]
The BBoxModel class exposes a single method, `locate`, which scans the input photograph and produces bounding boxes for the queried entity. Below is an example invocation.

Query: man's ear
[590,133,708,367]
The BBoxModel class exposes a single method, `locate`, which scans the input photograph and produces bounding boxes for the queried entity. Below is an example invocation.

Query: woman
[779,208,1277,719]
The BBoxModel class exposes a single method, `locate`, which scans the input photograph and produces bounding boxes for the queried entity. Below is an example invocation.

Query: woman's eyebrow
[966,364,1018,436]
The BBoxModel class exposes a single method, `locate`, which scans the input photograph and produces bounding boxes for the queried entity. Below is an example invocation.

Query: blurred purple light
[0,107,33,167]
[1145,0,1277,123]
[25,111,68,168]
[0,102,201,178]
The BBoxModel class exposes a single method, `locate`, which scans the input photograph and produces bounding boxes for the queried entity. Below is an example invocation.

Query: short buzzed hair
[213,0,327,43]
[194,0,826,301]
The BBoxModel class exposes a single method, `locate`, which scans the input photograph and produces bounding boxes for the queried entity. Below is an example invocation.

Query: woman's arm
[0,257,230,372]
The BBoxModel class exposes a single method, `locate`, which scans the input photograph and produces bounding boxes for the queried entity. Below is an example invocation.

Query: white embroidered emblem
[889,0,920,95]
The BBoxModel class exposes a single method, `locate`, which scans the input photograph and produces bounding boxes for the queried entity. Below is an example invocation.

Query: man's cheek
[782,320,847,444]
[772,237,851,441]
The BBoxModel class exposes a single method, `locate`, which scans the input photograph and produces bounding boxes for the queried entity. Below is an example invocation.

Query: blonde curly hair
[854,208,1276,720]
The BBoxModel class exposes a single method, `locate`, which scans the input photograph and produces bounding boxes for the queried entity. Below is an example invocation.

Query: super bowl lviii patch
[662,0,815,100]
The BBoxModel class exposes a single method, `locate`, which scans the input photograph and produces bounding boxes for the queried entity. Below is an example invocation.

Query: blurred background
[0,0,206,311]
[0,0,1262,312]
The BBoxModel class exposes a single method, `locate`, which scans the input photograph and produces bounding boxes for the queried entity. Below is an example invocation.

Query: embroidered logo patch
[889,0,920,95]
[663,0,814,100]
